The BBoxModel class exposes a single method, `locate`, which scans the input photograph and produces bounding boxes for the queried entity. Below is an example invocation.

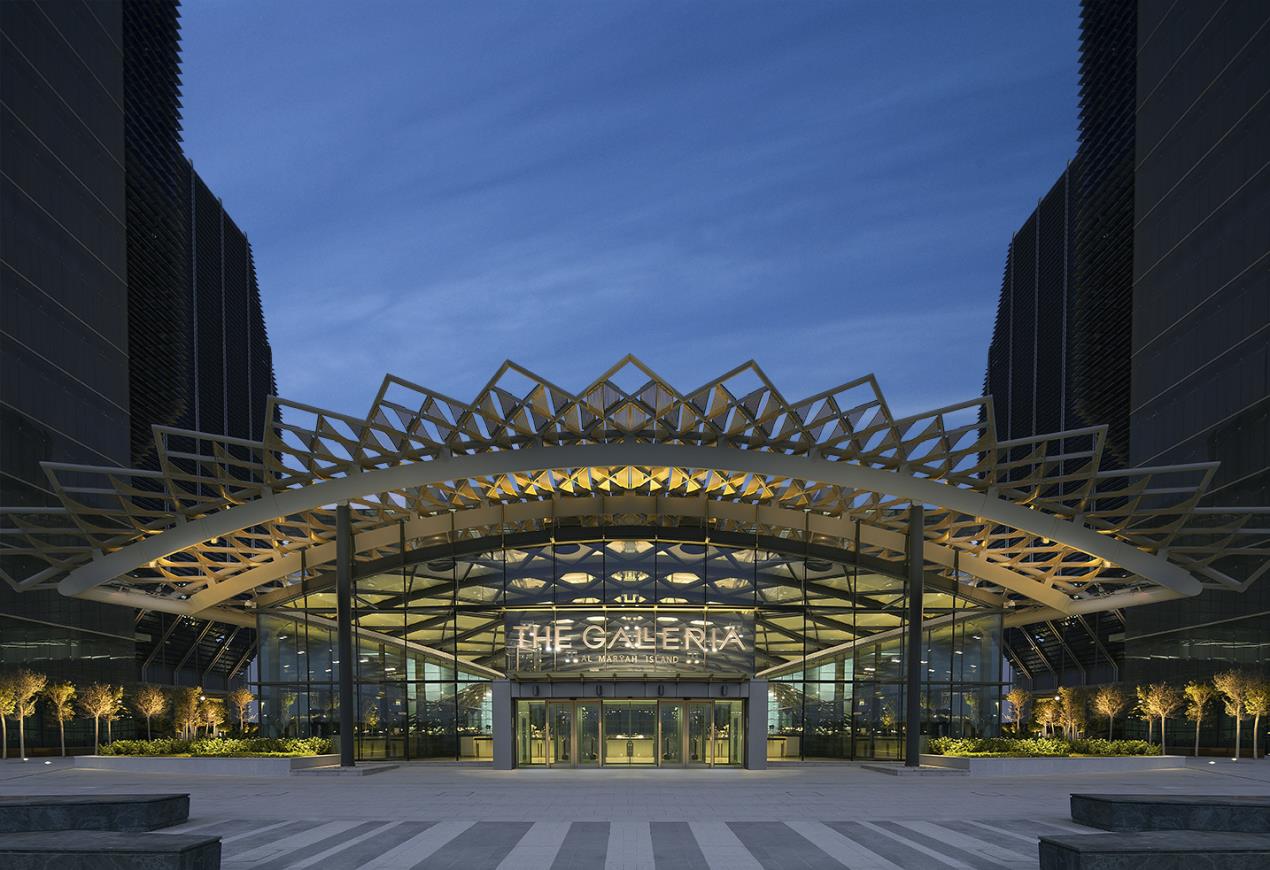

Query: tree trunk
[1235,716,1242,761]
[1195,717,1201,757]
[1160,717,1166,755]
[93,717,100,755]
[1147,718,1154,743]
[1,716,6,760]
[146,715,152,741]
[59,719,65,758]
[18,714,25,760]
[1108,716,1113,739]
[106,717,112,744]
[1255,714,1261,760]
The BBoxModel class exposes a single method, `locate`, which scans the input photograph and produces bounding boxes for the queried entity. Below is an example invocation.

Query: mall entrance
[514,698,744,767]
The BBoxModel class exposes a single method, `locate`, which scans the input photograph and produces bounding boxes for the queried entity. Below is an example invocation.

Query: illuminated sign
[506,611,753,676]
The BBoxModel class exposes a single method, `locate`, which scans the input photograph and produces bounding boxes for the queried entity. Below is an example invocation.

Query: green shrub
[99,738,191,756]
[927,736,1160,757]
[100,736,332,757]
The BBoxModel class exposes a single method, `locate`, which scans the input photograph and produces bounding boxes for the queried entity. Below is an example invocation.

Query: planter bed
[919,753,1186,776]
[74,754,340,777]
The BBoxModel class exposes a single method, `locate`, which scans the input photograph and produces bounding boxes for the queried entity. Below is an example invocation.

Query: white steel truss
[1,356,1265,624]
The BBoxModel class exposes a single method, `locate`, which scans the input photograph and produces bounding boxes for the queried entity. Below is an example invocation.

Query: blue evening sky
[179,1,1078,419]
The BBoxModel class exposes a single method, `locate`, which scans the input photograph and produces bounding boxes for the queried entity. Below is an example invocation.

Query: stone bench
[0,831,219,870]
[1071,793,1270,833]
[0,794,189,833]
[1038,831,1270,870]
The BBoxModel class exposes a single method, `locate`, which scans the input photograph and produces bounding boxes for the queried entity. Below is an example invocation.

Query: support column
[904,503,924,767]
[746,679,768,770]
[492,680,513,769]
[336,503,355,767]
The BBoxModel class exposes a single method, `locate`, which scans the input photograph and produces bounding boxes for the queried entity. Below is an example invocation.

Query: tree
[280,691,298,737]
[1141,683,1184,754]
[1214,670,1251,761]
[1091,685,1127,739]
[44,682,76,758]
[172,688,201,740]
[227,687,254,735]
[0,676,15,761]
[13,669,48,760]
[104,685,124,744]
[1034,698,1060,737]
[1057,687,1085,740]
[1004,687,1031,735]
[132,686,168,741]
[1245,679,1270,761]
[1135,685,1154,743]
[79,683,117,754]
[1185,681,1217,757]
[199,698,225,737]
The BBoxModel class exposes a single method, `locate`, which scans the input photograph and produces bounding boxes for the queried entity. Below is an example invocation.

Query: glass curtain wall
[256,526,1004,762]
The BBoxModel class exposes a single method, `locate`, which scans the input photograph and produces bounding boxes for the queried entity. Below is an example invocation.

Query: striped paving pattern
[165,814,1095,869]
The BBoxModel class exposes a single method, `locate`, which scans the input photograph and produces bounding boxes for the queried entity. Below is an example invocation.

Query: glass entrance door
[685,702,711,766]
[548,702,573,767]
[516,697,743,768]
[576,703,600,766]
[603,701,657,765]
[659,703,683,765]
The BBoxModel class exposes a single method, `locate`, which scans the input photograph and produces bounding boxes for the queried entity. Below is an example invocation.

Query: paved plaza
[3,758,1270,868]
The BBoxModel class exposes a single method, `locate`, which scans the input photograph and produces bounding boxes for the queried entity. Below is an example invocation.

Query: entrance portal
[515,699,744,768]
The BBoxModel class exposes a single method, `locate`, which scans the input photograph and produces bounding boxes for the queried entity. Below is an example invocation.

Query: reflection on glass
[686,703,711,765]
[577,703,600,765]
[516,700,546,766]
[660,703,683,764]
[549,702,572,765]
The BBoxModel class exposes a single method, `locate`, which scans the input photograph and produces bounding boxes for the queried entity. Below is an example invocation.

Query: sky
[179,1,1079,420]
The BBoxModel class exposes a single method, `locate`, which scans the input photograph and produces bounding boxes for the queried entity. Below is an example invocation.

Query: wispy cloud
[179,1,1078,421]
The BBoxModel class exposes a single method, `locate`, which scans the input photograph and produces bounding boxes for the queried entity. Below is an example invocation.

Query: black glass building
[0,0,273,753]
[985,0,1270,746]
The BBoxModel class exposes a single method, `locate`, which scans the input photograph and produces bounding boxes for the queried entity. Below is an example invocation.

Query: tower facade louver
[985,1,1270,726]
[1,0,273,752]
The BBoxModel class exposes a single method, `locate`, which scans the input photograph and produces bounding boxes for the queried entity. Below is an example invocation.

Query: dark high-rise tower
[985,0,1270,713]
[1,0,272,749]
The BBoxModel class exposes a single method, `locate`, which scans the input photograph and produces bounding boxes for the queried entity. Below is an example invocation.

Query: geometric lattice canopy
[3,356,1265,626]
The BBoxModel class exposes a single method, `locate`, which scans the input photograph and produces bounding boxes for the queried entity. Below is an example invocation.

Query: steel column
[336,503,355,767]
[904,503,924,767]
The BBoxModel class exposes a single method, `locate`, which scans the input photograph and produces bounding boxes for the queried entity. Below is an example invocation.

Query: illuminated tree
[1004,687,1031,735]
[13,669,48,759]
[1246,679,1269,760]
[1184,681,1216,757]
[199,698,226,737]
[1141,683,1183,754]
[1135,684,1154,743]
[1034,698,1060,737]
[1213,670,1251,761]
[132,686,168,740]
[1057,687,1085,740]
[79,683,117,754]
[1091,685,1127,739]
[44,682,76,757]
[227,687,254,735]
[170,688,200,740]
[0,676,15,761]
[104,685,124,744]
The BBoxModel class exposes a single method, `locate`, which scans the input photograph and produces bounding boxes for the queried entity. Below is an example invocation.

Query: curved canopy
[2,356,1265,624]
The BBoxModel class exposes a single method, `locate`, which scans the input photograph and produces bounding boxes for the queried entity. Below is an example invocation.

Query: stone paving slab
[0,793,189,832]
[1071,792,1270,832]
[0,830,220,870]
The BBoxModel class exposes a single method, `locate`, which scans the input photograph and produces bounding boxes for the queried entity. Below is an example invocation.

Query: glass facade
[256,530,1004,763]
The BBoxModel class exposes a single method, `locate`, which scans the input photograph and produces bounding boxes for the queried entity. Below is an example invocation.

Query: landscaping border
[73,754,340,777]
[919,754,1187,775]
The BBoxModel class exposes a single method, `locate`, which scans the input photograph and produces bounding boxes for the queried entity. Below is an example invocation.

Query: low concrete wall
[920,754,1187,776]
[73,754,339,777]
